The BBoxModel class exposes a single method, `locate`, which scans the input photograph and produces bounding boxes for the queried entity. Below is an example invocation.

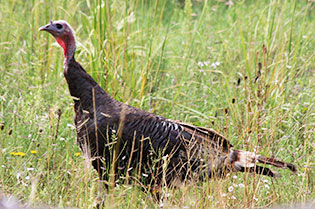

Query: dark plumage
[39,20,297,189]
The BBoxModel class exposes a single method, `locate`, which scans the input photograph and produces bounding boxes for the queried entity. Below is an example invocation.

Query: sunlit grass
[0,0,314,208]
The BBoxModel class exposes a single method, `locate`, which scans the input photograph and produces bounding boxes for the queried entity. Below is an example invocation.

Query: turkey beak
[39,21,53,32]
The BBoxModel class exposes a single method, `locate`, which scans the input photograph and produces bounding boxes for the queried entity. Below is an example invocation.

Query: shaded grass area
[0,0,314,208]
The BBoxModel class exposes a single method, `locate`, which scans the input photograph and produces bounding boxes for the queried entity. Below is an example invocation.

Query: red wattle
[56,37,67,55]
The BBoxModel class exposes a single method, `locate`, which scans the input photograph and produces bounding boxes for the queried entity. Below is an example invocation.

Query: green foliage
[0,0,314,208]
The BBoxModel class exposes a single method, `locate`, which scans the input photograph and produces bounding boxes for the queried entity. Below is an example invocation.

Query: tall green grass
[0,0,314,208]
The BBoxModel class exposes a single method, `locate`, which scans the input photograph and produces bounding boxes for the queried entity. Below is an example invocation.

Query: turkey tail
[256,155,297,173]
[230,150,297,177]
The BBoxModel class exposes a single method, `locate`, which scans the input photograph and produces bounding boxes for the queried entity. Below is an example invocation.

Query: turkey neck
[63,56,112,112]
[59,29,110,111]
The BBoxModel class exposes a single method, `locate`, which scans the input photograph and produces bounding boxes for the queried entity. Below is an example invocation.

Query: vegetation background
[0,0,314,208]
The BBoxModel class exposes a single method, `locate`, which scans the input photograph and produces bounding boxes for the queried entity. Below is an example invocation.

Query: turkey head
[39,20,76,62]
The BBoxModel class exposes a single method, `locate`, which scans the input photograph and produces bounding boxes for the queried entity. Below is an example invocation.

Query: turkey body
[65,58,233,186]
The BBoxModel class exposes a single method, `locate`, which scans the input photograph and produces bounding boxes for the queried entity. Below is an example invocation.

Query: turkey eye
[56,24,63,30]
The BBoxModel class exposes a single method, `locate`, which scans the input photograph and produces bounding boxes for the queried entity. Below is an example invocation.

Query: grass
[0,0,314,208]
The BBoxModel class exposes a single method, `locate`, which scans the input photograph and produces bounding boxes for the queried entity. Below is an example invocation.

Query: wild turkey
[39,20,297,188]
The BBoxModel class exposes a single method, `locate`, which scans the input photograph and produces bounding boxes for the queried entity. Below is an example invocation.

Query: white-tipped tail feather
[229,149,297,177]
[233,151,257,168]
